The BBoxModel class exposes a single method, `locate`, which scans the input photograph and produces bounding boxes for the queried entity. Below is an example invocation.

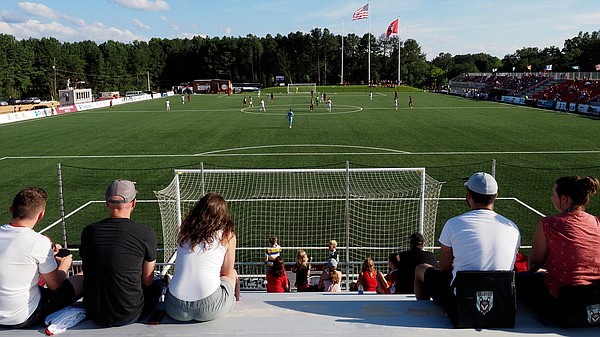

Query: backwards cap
[105,179,137,204]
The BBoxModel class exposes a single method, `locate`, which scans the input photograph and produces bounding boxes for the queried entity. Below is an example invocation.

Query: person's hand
[55,252,73,270]
[52,243,62,255]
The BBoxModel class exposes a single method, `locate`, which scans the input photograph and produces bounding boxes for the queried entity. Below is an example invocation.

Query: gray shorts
[165,279,235,322]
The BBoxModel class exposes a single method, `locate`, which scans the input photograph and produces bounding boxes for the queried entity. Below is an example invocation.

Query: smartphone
[56,248,71,257]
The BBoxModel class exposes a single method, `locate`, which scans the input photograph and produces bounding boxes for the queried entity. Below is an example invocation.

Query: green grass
[1,89,599,258]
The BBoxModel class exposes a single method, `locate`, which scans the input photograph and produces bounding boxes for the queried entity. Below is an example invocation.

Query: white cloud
[84,22,147,42]
[159,15,168,21]
[170,23,179,31]
[18,1,60,20]
[0,17,147,43]
[133,18,151,30]
[223,26,232,36]
[1,10,26,23]
[112,0,169,12]
[179,32,207,39]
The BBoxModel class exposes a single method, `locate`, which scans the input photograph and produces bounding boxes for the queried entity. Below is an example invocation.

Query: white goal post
[287,83,317,94]
[155,165,443,284]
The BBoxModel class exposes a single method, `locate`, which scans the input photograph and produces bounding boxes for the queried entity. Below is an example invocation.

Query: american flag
[352,3,369,21]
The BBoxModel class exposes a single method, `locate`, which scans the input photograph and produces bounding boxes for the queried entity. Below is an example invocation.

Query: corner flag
[386,19,399,39]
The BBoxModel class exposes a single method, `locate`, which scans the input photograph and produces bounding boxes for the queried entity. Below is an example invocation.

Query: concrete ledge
[2,292,596,336]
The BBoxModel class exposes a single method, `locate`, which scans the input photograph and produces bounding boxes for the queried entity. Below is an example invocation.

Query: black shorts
[423,267,454,306]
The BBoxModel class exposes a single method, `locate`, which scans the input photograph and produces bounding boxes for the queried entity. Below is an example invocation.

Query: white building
[59,88,93,106]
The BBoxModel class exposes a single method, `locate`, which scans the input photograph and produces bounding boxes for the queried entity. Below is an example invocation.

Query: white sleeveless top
[169,233,227,301]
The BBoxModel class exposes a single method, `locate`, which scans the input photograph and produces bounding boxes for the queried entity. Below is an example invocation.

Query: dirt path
[0,101,59,114]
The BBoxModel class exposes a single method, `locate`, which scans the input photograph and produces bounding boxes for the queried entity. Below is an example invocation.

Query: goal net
[287,83,317,94]
[155,166,443,280]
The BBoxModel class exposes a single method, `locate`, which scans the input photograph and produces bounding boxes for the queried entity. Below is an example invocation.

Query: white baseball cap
[464,172,498,195]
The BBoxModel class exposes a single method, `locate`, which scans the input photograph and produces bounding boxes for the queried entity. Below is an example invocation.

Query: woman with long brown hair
[165,192,240,322]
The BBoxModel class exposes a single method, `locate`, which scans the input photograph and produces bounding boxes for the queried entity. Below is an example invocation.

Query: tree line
[0,29,598,100]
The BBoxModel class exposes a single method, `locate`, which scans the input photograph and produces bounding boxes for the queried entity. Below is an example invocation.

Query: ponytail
[555,176,599,208]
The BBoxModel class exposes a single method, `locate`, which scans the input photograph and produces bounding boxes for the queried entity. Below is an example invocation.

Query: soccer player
[409,96,413,108]
[181,95,185,105]
[259,99,266,112]
[165,99,170,111]
[310,98,314,112]
[287,109,294,128]
[369,91,373,100]
[327,99,332,112]
[249,96,253,107]
[394,97,398,110]
[242,96,247,108]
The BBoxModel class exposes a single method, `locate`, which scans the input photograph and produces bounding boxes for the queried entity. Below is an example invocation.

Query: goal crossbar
[287,83,316,94]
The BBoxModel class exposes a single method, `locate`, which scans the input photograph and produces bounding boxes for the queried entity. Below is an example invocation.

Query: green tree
[401,39,428,87]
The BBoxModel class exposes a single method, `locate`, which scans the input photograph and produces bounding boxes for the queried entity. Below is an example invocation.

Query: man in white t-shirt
[0,187,83,328]
[414,172,521,305]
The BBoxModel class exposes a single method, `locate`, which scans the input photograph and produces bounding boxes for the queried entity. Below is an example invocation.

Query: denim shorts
[165,279,235,322]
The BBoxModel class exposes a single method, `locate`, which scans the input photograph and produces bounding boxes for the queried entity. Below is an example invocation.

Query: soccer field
[1,89,599,262]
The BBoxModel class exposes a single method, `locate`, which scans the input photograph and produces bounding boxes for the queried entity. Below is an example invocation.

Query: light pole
[52,58,57,101]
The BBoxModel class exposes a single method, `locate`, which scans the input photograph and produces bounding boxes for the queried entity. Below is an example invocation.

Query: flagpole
[397,17,401,85]
[368,0,371,85]
[341,17,344,85]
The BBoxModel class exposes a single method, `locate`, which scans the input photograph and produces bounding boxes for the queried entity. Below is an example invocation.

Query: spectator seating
[533,79,600,104]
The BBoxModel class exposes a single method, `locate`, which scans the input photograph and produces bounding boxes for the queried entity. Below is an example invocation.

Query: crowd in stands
[533,78,600,104]
[454,74,600,105]
[369,79,399,87]
[1,172,599,330]
[456,73,548,95]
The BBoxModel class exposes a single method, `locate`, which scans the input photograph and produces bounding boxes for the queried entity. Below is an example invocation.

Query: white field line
[197,144,410,155]
[441,196,545,216]
[4,149,600,160]
[39,199,158,234]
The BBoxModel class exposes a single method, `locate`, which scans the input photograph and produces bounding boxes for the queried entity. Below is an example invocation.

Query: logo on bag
[587,304,600,324]
[476,291,494,315]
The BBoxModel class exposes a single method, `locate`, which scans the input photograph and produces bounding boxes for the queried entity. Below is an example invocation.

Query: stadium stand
[532,79,600,104]
[450,73,600,105]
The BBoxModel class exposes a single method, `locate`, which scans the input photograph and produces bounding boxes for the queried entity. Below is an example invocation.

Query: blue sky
[0,0,598,60]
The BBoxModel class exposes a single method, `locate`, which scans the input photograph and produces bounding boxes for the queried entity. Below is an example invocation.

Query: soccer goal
[287,83,317,94]
[154,164,443,283]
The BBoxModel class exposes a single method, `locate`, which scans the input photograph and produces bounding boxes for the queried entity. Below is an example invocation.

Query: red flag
[352,3,369,21]
[386,19,399,39]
